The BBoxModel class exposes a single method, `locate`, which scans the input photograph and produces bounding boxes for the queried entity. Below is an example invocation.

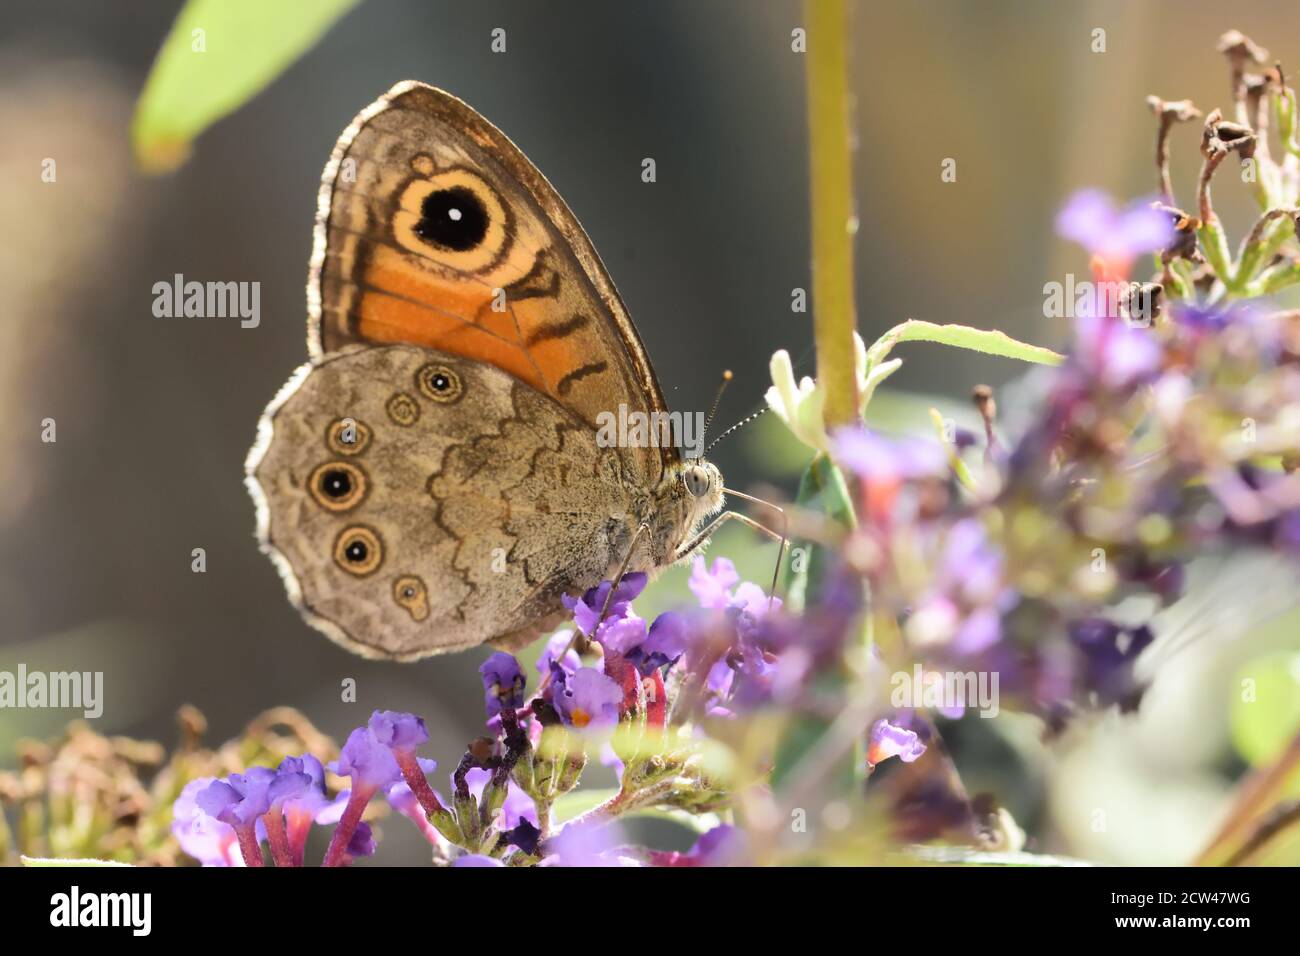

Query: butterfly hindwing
[247,344,630,659]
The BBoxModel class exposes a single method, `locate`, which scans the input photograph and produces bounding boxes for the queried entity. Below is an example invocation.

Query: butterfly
[246,82,782,661]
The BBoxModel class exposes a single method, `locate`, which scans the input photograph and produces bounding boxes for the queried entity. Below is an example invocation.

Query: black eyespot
[334,526,382,576]
[415,363,463,403]
[308,461,368,512]
[321,469,352,498]
[415,186,489,251]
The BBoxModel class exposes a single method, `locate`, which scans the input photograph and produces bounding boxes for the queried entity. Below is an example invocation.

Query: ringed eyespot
[307,461,368,512]
[394,168,508,271]
[334,525,383,576]
[416,363,463,403]
[386,392,421,426]
[326,417,371,456]
[393,575,430,622]
[415,185,489,252]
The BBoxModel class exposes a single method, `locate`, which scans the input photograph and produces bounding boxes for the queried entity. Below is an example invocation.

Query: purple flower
[550,666,624,729]
[867,717,927,768]
[545,821,631,867]
[368,710,429,753]
[503,819,542,855]
[652,824,749,867]
[594,612,648,656]
[1074,311,1163,389]
[689,557,741,609]
[688,556,782,621]
[330,725,404,793]
[196,767,277,827]
[563,573,647,637]
[172,778,242,867]
[278,754,339,823]
[346,821,376,858]
[1055,189,1174,264]
[382,757,443,847]
[537,630,580,676]
[953,606,1002,655]
[832,427,948,482]
[454,854,505,867]
[625,611,691,672]
[479,652,526,717]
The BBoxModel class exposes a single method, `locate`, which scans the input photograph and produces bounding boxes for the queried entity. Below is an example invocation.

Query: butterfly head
[674,458,725,528]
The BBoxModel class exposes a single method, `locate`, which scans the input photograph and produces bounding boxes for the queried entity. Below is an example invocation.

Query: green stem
[805,0,859,428]
[1197,218,1235,290]
[1232,210,1297,291]
[1250,258,1300,296]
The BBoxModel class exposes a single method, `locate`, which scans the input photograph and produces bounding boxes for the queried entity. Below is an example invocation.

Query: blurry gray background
[3,0,1299,863]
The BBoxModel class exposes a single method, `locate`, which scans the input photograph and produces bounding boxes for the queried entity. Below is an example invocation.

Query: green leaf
[21,856,133,867]
[1231,652,1300,767]
[772,454,859,795]
[132,0,361,172]
[779,453,856,611]
[903,846,1095,867]
[863,320,1063,375]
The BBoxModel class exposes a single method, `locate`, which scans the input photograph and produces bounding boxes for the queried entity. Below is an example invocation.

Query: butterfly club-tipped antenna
[706,406,769,456]
[702,369,733,444]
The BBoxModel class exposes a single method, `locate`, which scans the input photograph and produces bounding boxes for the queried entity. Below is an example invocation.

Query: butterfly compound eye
[415,186,489,252]
[684,465,711,498]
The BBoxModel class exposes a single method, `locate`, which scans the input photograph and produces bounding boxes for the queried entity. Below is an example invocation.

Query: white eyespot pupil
[448,207,463,221]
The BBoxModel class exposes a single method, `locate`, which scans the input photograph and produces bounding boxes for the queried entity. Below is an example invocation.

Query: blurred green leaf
[132,0,361,172]
[21,856,133,867]
[772,454,859,795]
[864,320,1063,375]
[904,846,1095,866]
[552,787,617,823]
[1231,651,1300,767]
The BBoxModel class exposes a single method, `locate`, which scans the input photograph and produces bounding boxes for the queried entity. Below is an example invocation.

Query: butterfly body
[247,82,727,659]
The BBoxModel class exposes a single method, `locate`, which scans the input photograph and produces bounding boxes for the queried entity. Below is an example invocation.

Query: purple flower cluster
[173,711,443,867]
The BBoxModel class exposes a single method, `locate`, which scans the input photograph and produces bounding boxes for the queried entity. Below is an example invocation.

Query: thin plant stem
[805,0,860,428]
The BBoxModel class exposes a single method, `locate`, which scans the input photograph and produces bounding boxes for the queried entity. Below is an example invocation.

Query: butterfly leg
[539,522,650,687]
[599,521,651,621]
[675,489,788,606]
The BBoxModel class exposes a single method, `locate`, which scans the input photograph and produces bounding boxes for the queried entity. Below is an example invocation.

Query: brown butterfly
[246,82,781,661]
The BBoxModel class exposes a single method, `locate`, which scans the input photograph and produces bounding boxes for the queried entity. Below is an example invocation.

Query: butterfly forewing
[309,81,675,481]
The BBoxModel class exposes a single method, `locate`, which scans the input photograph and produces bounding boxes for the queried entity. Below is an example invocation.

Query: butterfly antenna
[706,406,768,455]
[702,369,733,441]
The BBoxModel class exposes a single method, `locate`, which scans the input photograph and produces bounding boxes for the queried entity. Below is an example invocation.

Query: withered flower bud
[1146,95,1201,123]
[1201,108,1257,160]
[1217,30,1269,68]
